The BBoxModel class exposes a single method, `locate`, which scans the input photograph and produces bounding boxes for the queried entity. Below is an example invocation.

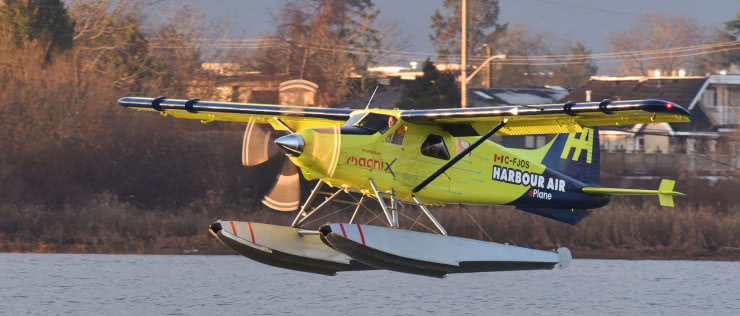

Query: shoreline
[3,247,739,261]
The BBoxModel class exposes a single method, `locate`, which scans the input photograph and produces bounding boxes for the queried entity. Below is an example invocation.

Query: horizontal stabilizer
[582,179,684,207]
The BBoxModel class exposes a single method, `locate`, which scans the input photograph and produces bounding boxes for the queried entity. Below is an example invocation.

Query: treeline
[0,0,254,208]
[0,1,738,259]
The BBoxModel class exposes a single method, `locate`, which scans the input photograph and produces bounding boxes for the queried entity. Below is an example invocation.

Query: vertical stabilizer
[541,127,600,185]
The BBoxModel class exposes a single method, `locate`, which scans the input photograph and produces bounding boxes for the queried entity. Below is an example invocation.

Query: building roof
[561,76,722,133]
[336,85,571,110]
[561,77,706,108]
[469,87,571,107]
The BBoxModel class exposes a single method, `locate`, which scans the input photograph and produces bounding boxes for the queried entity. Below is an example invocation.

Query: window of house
[420,134,450,160]
[703,89,715,107]
[709,139,717,152]
[386,124,407,145]
[730,88,740,107]
[635,136,644,152]
[686,138,696,153]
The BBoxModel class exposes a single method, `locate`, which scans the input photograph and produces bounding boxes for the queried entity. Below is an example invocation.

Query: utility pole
[461,0,467,108]
[484,44,492,88]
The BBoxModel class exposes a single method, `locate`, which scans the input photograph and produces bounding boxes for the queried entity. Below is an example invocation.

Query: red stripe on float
[356,224,366,245]
[230,221,237,237]
[339,224,347,238]
[247,222,256,243]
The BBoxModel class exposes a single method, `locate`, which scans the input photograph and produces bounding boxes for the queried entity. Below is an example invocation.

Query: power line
[148,39,740,66]
[150,39,740,61]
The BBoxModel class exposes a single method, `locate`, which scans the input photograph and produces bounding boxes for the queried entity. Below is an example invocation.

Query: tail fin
[541,127,600,185]
[658,179,677,207]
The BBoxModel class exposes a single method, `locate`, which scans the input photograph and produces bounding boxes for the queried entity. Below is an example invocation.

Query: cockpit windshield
[346,113,396,134]
[343,113,365,127]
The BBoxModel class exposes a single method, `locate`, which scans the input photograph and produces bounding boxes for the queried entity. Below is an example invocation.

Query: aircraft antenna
[365,85,380,109]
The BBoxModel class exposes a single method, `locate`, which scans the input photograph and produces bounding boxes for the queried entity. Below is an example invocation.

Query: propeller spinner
[274,134,304,156]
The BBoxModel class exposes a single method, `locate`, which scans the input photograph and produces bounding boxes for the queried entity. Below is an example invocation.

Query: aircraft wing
[400,99,690,135]
[117,97,353,131]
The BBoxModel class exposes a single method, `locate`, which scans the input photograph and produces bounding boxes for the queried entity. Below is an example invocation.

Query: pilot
[387,116,397,129]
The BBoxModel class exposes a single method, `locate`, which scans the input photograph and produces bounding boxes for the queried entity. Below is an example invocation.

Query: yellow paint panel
[142,108,344,131]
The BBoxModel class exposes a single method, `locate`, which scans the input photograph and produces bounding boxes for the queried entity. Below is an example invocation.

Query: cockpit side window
[420,134,450,160]
[386,124,407,145]
[353,113,395,134]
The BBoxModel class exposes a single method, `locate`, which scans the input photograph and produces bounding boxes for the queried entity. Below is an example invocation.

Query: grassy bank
[1,192,738,260]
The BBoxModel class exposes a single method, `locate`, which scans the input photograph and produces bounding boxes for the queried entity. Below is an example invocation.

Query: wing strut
[413,119,509,194]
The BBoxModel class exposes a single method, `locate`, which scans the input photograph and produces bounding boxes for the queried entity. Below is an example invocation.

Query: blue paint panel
[508,128,609,224]
[541,128,600,186]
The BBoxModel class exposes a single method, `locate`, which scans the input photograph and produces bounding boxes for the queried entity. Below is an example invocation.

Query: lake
[0,253,738,315]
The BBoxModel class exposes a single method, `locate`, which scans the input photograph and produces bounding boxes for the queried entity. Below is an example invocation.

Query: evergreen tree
[726,13,740,38]
[694,13,740,74]
[724,13,740,65]
[552,41,598,89]
[397,59,460,109]
[0,0,74,63]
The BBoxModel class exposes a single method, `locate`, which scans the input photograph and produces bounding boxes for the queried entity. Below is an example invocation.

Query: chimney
[585,90,592,102]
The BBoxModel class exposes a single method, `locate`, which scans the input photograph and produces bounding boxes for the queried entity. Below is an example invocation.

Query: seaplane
[118,96,689,278]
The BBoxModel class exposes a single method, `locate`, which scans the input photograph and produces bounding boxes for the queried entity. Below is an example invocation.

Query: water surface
[1,253,738,315]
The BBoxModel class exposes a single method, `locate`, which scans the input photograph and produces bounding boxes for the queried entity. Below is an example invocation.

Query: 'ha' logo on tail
[560,128,594,163]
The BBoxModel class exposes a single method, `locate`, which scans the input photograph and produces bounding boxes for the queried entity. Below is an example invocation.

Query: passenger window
[455,139,471,157]
[420,134,450,160]
[386,124,407,145]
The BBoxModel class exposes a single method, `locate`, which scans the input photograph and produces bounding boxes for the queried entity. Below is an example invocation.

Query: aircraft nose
[275,134,304,156]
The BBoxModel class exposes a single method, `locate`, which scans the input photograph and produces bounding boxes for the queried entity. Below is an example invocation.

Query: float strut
[390,189,399,227]
[291,179,323,227]
[296,189,342,227]
[412,196,447,236]
[348,195,365,224]
[368,178,394,227]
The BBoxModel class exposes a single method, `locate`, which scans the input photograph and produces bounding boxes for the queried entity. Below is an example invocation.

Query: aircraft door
[415,133,451,192]
[379,121,416,191]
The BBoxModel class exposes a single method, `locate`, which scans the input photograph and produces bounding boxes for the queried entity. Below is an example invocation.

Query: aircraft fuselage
[287,114,609,211]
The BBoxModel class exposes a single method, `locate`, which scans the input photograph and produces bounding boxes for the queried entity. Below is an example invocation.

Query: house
[469,87,571,149]
[562,74,740,177]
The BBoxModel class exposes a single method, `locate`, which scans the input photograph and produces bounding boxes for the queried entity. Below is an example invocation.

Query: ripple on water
[0,254,738,315]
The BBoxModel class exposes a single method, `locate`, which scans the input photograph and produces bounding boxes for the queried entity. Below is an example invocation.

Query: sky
[192,0,738,66]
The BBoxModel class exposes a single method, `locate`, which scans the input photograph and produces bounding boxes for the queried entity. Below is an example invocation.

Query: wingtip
[117,97,130,106]
[642,99,691,118]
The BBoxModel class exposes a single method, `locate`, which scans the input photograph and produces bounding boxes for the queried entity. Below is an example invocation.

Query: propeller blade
[310,126,341,179]
[261,159,301,211]
[242,121,278,166]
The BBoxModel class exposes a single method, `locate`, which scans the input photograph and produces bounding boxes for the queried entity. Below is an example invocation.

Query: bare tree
[491,25,551,87]
[608,12,705,76]
[252,0,393,106]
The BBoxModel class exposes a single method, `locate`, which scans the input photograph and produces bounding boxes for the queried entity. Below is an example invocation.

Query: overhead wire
[147,39,740,66]
[164,38,740,60]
